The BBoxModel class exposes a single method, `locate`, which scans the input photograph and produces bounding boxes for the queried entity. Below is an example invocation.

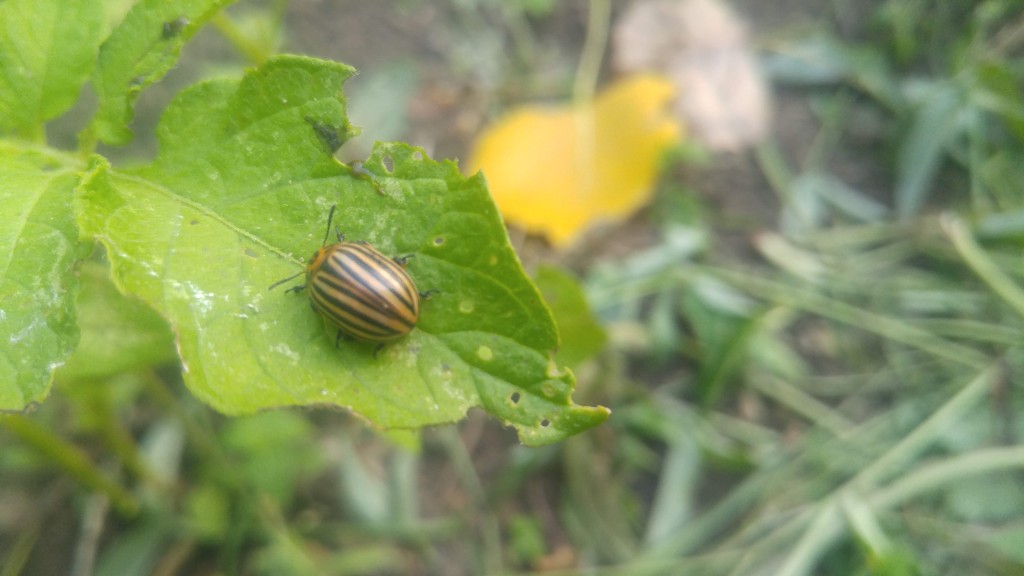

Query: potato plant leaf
[0,0,105,138]
[895,81,964,220]
[75,55,609,445]
[533,264,607,368]
[58,261,177,381]
[91,0,239,145]
[0,143,91,409]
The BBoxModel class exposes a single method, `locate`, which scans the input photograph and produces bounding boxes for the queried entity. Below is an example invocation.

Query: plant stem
[438,428,504,575]
[573,0,611,103]
[847,362,1000,491]
[871,445,1024,509]
[709,266,992,369]
[211,12,267,65]
[943,212,1024,320]
[750,375,855,436]
[1,415,137,515]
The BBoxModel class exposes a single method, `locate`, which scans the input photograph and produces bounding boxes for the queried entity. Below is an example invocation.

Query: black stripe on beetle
[327,246,418,313]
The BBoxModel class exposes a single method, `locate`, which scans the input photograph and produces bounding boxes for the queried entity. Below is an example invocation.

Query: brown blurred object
[614,0,771,151]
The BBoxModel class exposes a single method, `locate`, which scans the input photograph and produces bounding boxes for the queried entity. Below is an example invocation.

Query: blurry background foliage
[3,0,1024,575]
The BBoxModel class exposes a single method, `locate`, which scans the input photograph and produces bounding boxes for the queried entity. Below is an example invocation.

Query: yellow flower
[468,75,682,245]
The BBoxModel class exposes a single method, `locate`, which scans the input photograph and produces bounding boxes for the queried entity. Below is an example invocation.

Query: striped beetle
[270,206,429,345]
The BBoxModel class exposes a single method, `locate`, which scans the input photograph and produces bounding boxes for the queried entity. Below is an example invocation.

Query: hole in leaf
[540,418,550,428]
[433,236,445,246]
[510,392,521,404]
[381,155,394,174]
[189,219,199,225]
[412,150,424,161]
[244,248,259,258]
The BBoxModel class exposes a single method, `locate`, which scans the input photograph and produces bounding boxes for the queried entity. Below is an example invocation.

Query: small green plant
[0,0,607,445]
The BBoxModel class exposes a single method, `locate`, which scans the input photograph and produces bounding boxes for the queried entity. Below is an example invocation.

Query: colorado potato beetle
[270,206,427,344]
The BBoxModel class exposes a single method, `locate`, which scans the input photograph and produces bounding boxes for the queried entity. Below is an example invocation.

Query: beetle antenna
[268,271,304,291]
[322,205,337,246]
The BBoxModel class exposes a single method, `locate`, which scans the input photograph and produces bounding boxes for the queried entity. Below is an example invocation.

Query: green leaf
[91,0,239,145]
[975,62,1024,143]
[221,411,321,506]
[989,525,1024,563]
[75,55,608,445]
[533,264,606,368]
[93,517,172,576]
[765,35,903,110]
[0,143,91,410]
[58,260,176,380]
[946,472,1024,523]
[0,0,105,139]
[184,484,231,542]
[684,277,761,406]
[895,81,965,219]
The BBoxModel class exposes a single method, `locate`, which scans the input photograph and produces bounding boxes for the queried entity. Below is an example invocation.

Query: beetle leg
[268,270,305,291]
[419,288,440,299]
[284,284,306,294]
[393,254,415,267]
[334,330,355,348]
